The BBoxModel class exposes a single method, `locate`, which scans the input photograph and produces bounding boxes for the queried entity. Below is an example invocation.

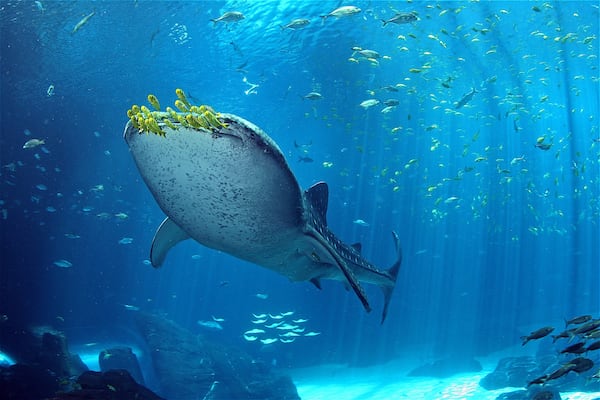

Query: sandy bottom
[74,347,599,399]
[291,361,600,400]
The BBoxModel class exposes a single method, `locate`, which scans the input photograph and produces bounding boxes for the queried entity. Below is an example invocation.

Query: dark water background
[1,0,598,374]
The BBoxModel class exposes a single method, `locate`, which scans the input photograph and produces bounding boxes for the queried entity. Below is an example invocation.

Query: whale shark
[124,108,402,323]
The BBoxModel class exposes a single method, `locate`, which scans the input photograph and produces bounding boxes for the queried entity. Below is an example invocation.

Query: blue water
[1,0,598,396]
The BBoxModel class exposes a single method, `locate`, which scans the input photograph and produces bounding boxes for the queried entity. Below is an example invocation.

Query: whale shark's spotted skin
[124,113,402,323]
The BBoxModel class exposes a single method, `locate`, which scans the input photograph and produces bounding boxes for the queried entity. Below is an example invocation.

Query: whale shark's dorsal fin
[305,181,328,224]
[150,217,190,267]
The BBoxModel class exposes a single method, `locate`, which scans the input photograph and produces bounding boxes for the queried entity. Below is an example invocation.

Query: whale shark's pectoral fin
[306,230,371,313]
[150,217,190,268]
[334,254,371,313]
[304,182,371,313]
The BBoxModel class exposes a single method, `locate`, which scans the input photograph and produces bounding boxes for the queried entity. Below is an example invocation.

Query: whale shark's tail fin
[380,231,402,324]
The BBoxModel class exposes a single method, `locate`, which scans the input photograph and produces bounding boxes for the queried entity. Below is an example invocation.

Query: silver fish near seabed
[123,111,402,323]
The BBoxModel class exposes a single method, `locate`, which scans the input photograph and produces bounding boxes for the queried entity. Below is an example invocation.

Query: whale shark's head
[124,91,303,263]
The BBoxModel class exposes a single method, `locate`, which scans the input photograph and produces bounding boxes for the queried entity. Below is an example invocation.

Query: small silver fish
[303,92,322,100]
[359,99,380,109]
[197,320,223,330]
[244,328,265,335]
[23,139,45,149]
[353,219,370,227]
[321,6,361,20]
[382,12,419,26]
[281,18,310,30]
[210,11,244,25]
[53,259,73,268]
[381,85,399,92]
[356,49,380,59]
